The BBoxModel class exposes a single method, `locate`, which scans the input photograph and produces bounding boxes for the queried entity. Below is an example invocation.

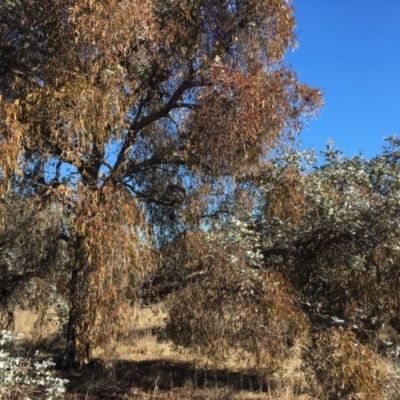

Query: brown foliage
[0,194,68,329]
[165,235,309,374]
[61,184,154,365]
[260,164,310,224]
[304,329,397,399]
[189,66,320,172]
[0,0,321,182]
[0,0,321,366]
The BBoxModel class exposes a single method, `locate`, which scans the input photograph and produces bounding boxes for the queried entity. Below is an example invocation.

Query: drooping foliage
[256,138,400,335]
[0,193,69,329]
[164,138,400,397]
[0,0,321,366]
[165,231,308,372]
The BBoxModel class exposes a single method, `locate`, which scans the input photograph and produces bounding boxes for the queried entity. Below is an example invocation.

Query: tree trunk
[63,268,92,368]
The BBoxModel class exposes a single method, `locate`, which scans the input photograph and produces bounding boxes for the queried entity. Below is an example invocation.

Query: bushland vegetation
[1,0,400,398]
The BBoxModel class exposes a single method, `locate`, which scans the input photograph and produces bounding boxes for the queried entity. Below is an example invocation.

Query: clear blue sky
[286,0,400,159]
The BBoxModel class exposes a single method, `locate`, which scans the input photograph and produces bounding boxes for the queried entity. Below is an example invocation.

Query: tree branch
[110,78,211,181]
[132,80,207,132]
[124,155,186,177]
[171,102,200,110]
[123,183,177,207]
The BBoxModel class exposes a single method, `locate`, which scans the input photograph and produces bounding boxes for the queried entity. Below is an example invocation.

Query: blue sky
[286,0,400,159]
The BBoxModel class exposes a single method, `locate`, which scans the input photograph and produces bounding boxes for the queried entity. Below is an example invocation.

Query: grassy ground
[12,304,316,400]
[11,305,400,399]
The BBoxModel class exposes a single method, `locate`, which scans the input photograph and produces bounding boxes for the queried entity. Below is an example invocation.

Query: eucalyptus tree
[180,138,400,352]
[0,0,321,366]
[255,139,400,335]
[163,139,400,396]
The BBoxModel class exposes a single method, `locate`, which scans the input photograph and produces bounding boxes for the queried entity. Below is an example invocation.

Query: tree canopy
[2,4,400,396]
[3,3,400,397]
[0,0,322,366]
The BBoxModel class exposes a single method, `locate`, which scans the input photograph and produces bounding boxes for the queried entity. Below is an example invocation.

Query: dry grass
[111,303,192,364]
[10,305,400,400]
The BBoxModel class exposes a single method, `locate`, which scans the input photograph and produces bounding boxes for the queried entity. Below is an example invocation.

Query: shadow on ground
[60,358,268,399]
[17,327,273,399]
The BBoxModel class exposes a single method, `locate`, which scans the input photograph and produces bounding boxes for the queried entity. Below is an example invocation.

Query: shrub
[0,330,68,399]
[165,231,309,376]
[303,328,399,399]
